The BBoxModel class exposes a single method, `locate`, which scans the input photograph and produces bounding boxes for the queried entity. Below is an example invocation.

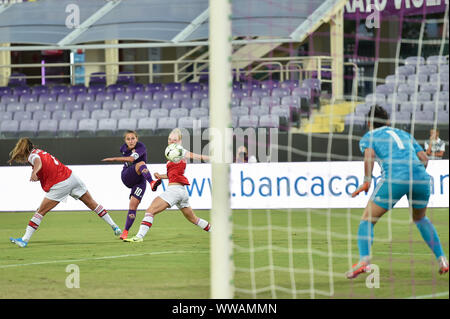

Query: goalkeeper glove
[352,177,371,198]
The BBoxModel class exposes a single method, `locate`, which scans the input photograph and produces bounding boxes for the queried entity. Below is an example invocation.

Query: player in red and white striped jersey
[8,138,122,247]
[124,128,211,242]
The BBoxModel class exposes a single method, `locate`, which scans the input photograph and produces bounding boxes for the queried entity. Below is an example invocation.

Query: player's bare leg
[346,201,388,279]
[412,207,448,275]
[124,196,169,242]
[79,191,122,236]
[180,206,211,232]
[10,197,59,247]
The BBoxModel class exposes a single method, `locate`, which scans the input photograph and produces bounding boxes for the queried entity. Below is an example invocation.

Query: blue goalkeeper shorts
[370,177,431,210]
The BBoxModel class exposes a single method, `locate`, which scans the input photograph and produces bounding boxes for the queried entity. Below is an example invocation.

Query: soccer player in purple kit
[102,130,161,240]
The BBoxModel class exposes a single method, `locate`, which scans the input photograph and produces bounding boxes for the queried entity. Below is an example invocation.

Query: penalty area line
[0,250,208,269]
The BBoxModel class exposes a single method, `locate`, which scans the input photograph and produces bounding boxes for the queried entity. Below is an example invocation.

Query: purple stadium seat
[110,109,130,120]
[97,119,118,135]
[76,92,95,103]
[260,96,281,107]
[178,116,197,129]
[271,88,291,98]
[52,110,71,121]
[126,83,145,93]
[31,86,50,95]
[44,101,64,112]
[375,84,395,95]
[230,98,240,107]
[280,80,300,90]
[231,116,238,128]
[397,65,416,76]
[240,97,260,108]
[172,90,191,100]
[192,90,208,100]
[33,110,52,121]
[404,56,425,66]
[114,92,133,102]
[12,86,31,95]
[57,93,75,103]
[141,100,161,110]
[58,119,78,137]
[391,111,411,124]
[117,72,135,85]
[64,101,84,112]
[259,114,280,128]
[130,109,149,119]
[145,83,163,92]
[150,108,169,118]
[25,102,45,113]
[169,108,189,119]
[387,92,409,104]
[51,85,69,95]
[365,93,386,104]
[190,107,208,118]
[443,83,449,91]
[344,113,366,129]
[157,117,177,130]
[180,99,200,110]
[19,119,38,136]
[38,93,58,103]
[153,91,171,101]
[137,118,157,134]
[281,96,301,107]
[385,74,406,85]
[89,72,106,86]
[122,100,141,111]
[133,91,152,101]
[106,84,125,94]
[422,101,446,112]
[197,116,209,128]
[102,100,121,112]
[69,85,87,94]
[182,83,201,91]
[71,110,90,121]
[20,93,39,104]
[355,103,371,114]
[7,102,25,113]
[249,105,270,116]
[232,89,251,99]
[88,85,106,94]
[118,118,138,132]
[417,64,438,75]
[270,105,291,121]
[407,73,429,84]
[231,106,249,116]
[161,99,180,110]
[439,65,449,75]
[200,98,209,108]
[436,110,449,123]
[0,87,11,95]
[260,80,279,90]
[238,115,259,128]
[78,119,98,136]
[164,83,182,91]
[399,102,420,113]
[91,109,110,120]
[0,119,19,137]
[414,111,434,124]
[427,55,447,65]
[419,82,439,94]
[0,103,6,113]
[38,119,58,136]
[251,88,271,98]
[397,83,416,95]
[435,91,449,102]
[410,92,431,103]
[83,101,102,112]
[14,110,33,122]
[95,92,114,102]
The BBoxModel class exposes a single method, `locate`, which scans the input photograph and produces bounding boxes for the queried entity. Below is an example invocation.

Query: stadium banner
[344,0,448,18]
[0,160,448,211]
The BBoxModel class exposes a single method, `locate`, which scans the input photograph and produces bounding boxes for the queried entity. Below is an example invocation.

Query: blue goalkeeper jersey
[359,126,429,182]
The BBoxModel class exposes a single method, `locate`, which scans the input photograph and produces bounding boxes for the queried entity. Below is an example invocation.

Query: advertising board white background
[0,161,448,211]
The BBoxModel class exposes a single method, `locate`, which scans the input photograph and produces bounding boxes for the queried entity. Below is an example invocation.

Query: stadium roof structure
[0,0,347,50]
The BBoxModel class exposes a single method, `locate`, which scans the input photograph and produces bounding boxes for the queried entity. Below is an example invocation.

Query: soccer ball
[165,143,185,162]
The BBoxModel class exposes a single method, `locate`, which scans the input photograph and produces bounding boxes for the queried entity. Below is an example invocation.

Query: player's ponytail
[8,138,34,165]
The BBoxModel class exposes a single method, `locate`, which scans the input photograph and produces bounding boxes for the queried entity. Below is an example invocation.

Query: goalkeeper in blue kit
[346,105,448,279]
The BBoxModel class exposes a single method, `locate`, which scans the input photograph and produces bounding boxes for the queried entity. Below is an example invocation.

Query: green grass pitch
[0,208,448,299]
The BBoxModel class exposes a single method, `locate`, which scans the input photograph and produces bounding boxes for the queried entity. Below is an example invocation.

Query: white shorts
[159,185,190,209]
[45,173,88,202]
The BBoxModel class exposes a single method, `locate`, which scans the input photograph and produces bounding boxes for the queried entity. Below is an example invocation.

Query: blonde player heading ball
[124,128,211,242]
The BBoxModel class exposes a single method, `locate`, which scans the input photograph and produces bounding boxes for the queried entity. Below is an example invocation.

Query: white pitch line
[0,250,208,269]
[406,291,449,299]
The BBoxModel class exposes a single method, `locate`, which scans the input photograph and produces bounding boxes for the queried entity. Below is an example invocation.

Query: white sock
[94,205,117,228]
[22,212,44,242]
[136,214,154,238]
[196,218,211,232]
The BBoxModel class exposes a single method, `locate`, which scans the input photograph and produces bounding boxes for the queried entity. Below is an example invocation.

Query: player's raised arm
[352,148,376,198]
[30,156,42,182]
[416,150,429,169]
[184,150,210,162]
[101,156,135,163]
